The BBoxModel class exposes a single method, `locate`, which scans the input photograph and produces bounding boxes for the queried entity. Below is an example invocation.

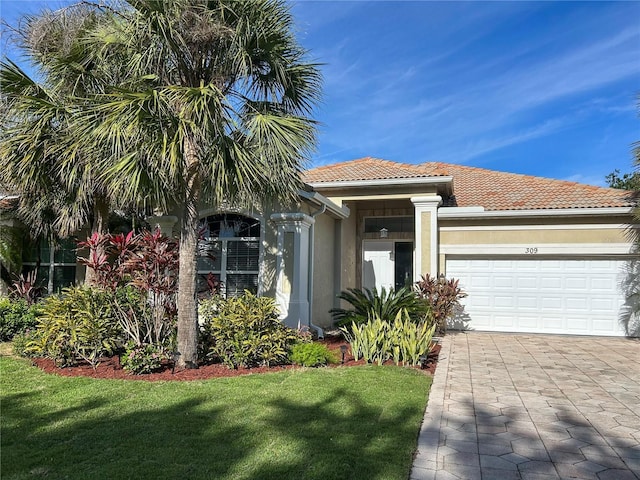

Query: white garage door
[445,258,629,336]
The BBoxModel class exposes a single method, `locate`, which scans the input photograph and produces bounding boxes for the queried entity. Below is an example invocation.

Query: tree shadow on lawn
[254,387,423,480]
[2,391,253,480]
[2,370,428,480]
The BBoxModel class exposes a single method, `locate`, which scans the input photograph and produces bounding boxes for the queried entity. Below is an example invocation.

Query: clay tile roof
[302,157,636,211]
[302,157,448,183]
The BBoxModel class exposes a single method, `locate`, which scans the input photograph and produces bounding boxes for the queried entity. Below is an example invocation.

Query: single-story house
[299,157,638,337]
[2,157,638,337]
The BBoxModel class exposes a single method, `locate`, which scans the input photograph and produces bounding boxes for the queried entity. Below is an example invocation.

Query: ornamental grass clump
[341,309,436,367]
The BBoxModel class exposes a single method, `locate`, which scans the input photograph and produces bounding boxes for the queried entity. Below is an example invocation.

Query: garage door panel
[566,297,589,311]
[591,278,615,292]
[495,276,515,288]
[542,297,563,309]
[470,314,492,328]
[591,297,616,311]
[471,276,491,288]
[541,277,562,289]
[544,261,563,270]
[593,319,616,332]
[494,296,515,308]
[517,297,537,309]
[470,295,490,307]
[518,316,539,328]
[517,276,537,289]
[446,257,627,336]
[494,315,516,328]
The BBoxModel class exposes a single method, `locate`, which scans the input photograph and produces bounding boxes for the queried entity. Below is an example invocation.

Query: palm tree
[79,0,320,368]
[0,5,143,284]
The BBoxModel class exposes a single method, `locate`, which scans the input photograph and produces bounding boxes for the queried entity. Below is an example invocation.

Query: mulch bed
[29,337,441,382]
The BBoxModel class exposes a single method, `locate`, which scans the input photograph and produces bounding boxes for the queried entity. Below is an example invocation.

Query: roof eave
[298,189,350,219]
[307,176,454,190]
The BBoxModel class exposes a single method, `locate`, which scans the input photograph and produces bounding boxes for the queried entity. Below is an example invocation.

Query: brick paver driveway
[411,333,640,480]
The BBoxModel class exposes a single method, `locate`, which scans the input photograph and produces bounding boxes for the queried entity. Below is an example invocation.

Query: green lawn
[1,356,431,480]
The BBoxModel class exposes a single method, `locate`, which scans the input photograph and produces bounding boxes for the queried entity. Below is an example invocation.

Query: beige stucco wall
[440,227,629,245]
[421,211,432,275]
[311,213,336,328]
[437,214,635,273]
[340,202,358,297]
[439,215,632,246]
[321,184,439,205]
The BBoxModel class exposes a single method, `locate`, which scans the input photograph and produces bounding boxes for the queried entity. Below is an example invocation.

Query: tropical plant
[415,274,467,334]
[290,342,337,367]
[73,0,320,369]
[29,286,122,368]
[199,292,302,369]
[8,270,43,305]
[0,296,39,341]
[341,309,436,367]
[331,286,431,327]
[78,230,179,347]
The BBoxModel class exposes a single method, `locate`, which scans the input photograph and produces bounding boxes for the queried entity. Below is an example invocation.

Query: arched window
[197,213,261,297]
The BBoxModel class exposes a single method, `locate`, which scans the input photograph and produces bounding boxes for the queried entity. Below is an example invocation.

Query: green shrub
[341,309,436,366]
[11,329,41,357]
[0,297,39,341]
[331,287,432,327]
[30,286,123,368]
[290,342,337,367]
[415,274,467,334]
[199,292,302,368]
[121,342,167,374]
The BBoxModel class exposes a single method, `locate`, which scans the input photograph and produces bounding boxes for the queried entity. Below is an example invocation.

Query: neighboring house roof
[303,157,636,211]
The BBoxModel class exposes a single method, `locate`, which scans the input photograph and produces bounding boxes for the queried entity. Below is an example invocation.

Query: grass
[1,355,431,480]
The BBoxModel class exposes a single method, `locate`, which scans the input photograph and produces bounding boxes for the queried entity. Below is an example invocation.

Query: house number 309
[525,247,538,254]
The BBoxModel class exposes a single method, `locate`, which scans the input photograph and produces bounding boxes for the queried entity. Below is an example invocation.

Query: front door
[363,241,413,292]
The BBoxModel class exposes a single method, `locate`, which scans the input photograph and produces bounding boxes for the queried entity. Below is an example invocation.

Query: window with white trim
[197,213,261,297]
[23,237,77,294]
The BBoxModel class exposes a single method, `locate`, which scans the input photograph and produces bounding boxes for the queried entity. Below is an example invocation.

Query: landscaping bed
[27,336,440,381]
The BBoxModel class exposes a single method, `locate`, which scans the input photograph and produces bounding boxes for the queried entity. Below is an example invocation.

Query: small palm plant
[330,286,431,327]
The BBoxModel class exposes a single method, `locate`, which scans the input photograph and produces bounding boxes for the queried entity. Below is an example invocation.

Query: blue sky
[2,1,639,186]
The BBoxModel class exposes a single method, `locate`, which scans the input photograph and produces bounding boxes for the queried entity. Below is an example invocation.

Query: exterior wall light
[379,227,389,238]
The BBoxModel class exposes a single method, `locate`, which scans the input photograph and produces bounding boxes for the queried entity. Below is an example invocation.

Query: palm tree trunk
[84,194,109,286]
[176,141,200,369]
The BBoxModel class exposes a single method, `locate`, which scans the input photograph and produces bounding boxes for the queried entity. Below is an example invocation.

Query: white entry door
[363,241,395,292]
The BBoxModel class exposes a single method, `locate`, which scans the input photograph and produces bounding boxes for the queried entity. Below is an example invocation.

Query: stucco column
[270,213,315,329]
[411,195,442,278]
[147,215,179,236]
